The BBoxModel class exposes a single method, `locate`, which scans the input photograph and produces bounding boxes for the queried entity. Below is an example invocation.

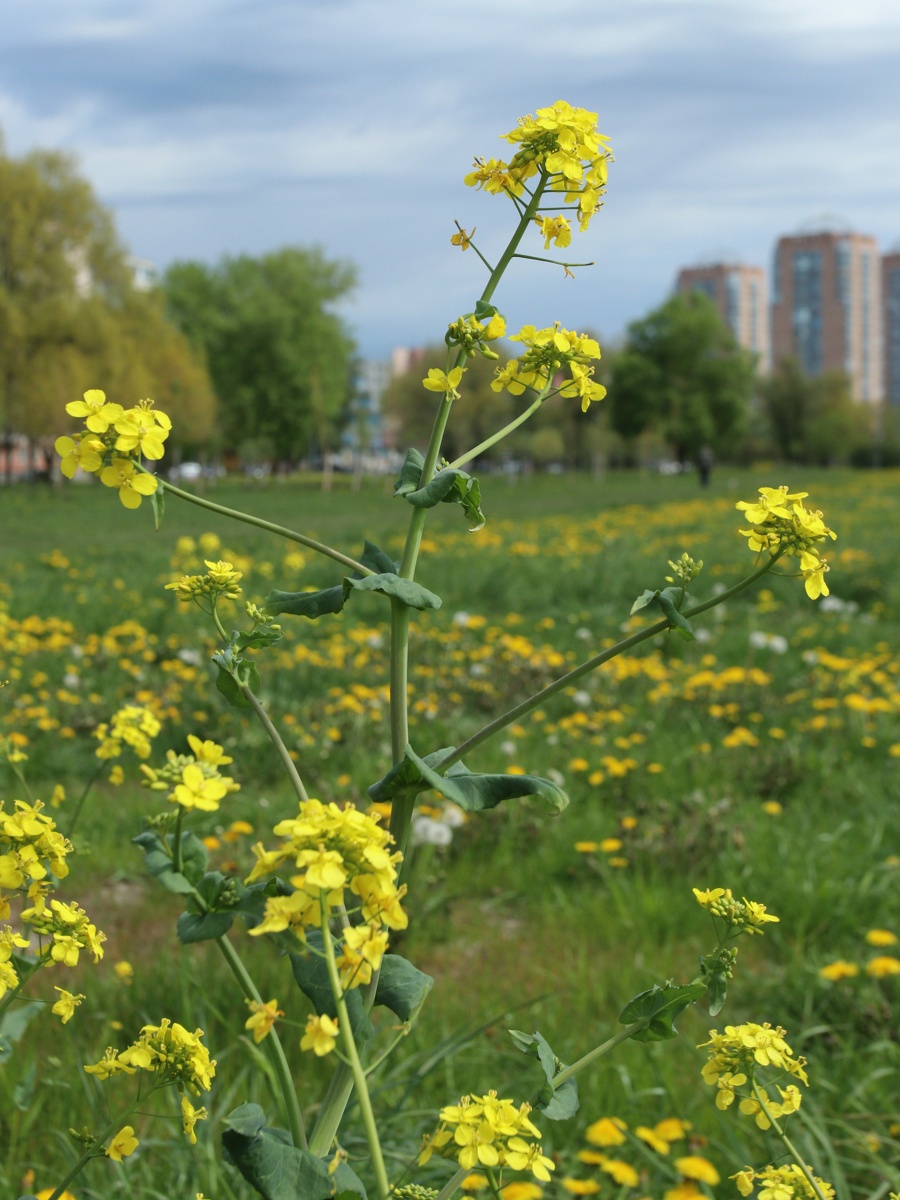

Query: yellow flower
[181,1095,208,1144]
[600,838,622,853]
[675,1156,720,1185]
[66,388,123,433]
[866,955,900,978]
[106,1125,139,1161]
[600,1159,639,1187]
[574,841,598,853]
[501,1184,543,1200]
[245,998,285,1043]
[562,1181,600,1195]
[300,1012,340,1056]
[114,960,134,984]
[461,1174,490,1191]
[113,407,169,460]
[654,1118,690,1141]
[452,227,475,251]
[172,763,229,812]
[35,1190,77,1200]
[55,433,104,478]
[635,1125,670,1154]
[819,960,859,981]
[584,1116,627,1146]
[51,987,85,1024]
[422,367,465,395]
[865,929,898,947]
[536,216,572,250]
[99,457,159,509]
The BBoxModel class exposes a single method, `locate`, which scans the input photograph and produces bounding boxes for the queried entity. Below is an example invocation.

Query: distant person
[697,445,715,488]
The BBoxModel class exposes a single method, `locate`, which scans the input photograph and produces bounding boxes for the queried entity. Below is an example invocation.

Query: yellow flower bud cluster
[736,486,836,599]
[94,703,162,761]
[699,1023,808,1127]
[85,1017,216,1099]
[246,799,407,986]
[666,552,704,584]
[445,312,507,361]
[140,735,239,814]
[692,887,779,935]
[732,1162,835,1199]
[467,102,612,235]
[419,1091,554,1180]
[166,560,244,603]
[492,323,606,413]
[56,390,171,509]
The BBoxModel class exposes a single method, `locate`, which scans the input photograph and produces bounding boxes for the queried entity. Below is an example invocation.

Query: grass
[2,467,900,1198]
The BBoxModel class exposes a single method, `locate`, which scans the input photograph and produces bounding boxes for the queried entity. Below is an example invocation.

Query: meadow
[2,466,899,1200]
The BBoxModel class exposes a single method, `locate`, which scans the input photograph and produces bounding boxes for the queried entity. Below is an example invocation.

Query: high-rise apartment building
[882,251,900,407]
[676,263,769,370]
[771,230,881,402]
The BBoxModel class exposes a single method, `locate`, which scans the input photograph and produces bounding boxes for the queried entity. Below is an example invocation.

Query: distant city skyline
[2,1,900,358]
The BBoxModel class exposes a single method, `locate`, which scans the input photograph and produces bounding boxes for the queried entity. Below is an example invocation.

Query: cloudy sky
[2,0,899,357]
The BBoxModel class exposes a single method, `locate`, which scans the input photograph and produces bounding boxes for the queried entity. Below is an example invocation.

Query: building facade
[676,263,769,370]
[771,231,882,402]
[882,252,900,407]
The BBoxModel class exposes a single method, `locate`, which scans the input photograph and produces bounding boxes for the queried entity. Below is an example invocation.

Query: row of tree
[383,292,881,469]
[0,133,358,471]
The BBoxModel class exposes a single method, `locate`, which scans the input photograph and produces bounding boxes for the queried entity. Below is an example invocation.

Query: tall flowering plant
[6,101,845,1200]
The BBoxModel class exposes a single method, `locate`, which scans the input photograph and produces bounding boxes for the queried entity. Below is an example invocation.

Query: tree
[0,136,216,470]
[608,293,755,461]
[382,347,514,464]
[760,359,869,465]
[163,249,357,462]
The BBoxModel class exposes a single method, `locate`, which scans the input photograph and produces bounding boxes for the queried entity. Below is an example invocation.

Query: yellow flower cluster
[94,704,162,761]
[692,887,779,935]
[85,1017,216,1097]
[492,324,606,412]
[56,390,171,509]
[166,560,244,603]
[466,102,612,234]
[445,312,507,360]
[736,486,836,599]
[21,897,106,968]
[140,735,240,814]
[420,1091,554,1180]
[700,1023,808,1128]
[246,799,407,986]
[733,1163,835,1199]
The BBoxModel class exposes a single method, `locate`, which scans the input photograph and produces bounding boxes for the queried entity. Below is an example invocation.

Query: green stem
[549,1020,649,1091]
[437,554,781,771]
[216,934,307,1150]
[240,685,309,803]
[64,762,103,839]
[320,918,390,1200]
[436,1165,471,1200]
[751,1081,829,1200]
[171,806,185,876]
[45,1089,157,1200]
[446,382,552,472]
[157,477,374,576]
[511,253,595,268]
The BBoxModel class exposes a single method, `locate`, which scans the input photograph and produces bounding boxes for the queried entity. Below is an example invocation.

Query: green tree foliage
[0,136,215,458]
[760,358,869,465]
[608,293,755,461]
[163,249,357,462]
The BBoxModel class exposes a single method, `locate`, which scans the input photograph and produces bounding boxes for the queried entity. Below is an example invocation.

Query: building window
[792,250,822,375]
[887,265,900,406]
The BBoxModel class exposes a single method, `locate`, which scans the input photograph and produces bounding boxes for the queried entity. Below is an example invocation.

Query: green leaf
[0,1002,42,1063]
[222,1102,367,1200]
[630,589,658,616]
[150,486,165,531]
[473,300,498,321]
[264,586,346,620]
[213,644,261,708]
[629,587,694,641]
[706,972,728,1017]
[343,573,441,612]
[507,1029,579,1121]
[358,539,398,574]
[394,448,425,497]
[289,933,374,1044]
[402,468,485,532]
[375,954,433,1020]
[619,981,706,1042]
[132,830,195,894]
[367,746,568,814]
[234,625,284,651]
[178,910,234,943]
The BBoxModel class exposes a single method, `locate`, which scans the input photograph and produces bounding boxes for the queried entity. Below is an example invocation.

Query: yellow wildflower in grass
[500,1184,543,1200]
[866,955,900,978]
[22,897,106,968]
[599,1159,640,1187]
[106,1125,139,1161]
[244,998,285,1043]
[663,1185,704,1200]
[460,1174,490,1191]
[574,841,598,853]
[35,1190,77,1200]
[562,1181,600,1195]
[818,960,859,981]
[584,1116,627,1146]
[865,928,898,947]
[635,1124,670,1154]
[674,1156,720,1185]
[654,1118,690,1141]
[420,1092,554,1180]
[699,1023,808,1127]
[86,1019,216,1097]
[300,1013,340,1056]
[51,987,85,1024]
[732,1163,835,1199]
